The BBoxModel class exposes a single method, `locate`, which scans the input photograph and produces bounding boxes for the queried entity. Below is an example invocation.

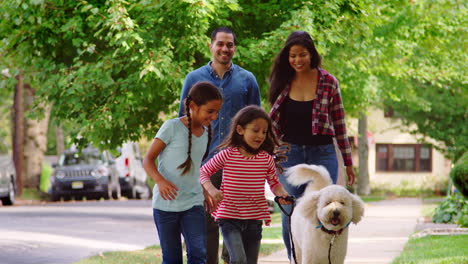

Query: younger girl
[200,105,291,264]
[143,81,222,264]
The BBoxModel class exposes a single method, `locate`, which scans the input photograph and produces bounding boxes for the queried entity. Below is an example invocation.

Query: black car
[0,139,16,206]
[50,147,121,201]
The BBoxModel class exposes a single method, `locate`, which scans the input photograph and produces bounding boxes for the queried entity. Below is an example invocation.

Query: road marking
[0,230,144,251]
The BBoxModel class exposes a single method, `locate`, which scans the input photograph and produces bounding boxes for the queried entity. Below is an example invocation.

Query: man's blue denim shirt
[178,62,261,161]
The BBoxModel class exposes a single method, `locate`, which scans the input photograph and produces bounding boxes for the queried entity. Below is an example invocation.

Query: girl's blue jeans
[279,143,338,259]
[218,219,262,264]
[153,205,206,264]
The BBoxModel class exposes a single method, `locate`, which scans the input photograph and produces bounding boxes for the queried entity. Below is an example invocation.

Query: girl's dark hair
[268,31,321,106]
[217,105,287,173]
[178,81,223,175]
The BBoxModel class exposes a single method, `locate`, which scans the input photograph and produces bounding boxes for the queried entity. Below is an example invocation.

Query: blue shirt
[178,62,261,160]
[152,118,208,211]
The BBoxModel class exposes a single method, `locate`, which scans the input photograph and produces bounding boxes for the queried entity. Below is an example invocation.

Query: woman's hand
[156,178,179,200]
[346,166,355,186]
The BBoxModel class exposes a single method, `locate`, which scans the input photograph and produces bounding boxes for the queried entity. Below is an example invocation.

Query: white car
[0,140,15,206]
[115,142,150,199]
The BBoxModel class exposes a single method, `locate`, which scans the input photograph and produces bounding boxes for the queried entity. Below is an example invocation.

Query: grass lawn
[75,212,285,264]
[392,235,468,264]
[75,197,394,263]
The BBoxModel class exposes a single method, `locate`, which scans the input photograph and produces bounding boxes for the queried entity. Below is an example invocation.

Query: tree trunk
[358,112,370,195]
[55,125,65,155]
[13,75,25,195]
[22,84,51,189]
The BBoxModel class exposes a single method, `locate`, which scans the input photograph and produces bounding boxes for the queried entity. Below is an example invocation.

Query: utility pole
[13,74,24,195]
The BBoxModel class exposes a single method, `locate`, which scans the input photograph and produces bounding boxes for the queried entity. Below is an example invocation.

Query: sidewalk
[258,197,423,264]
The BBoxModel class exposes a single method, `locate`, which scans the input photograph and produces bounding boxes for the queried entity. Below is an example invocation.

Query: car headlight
[56,171,66,179]
[91,166,109,178]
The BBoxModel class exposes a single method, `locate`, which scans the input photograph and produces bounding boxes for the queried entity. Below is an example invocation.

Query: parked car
[0,139,16,206]
[49,146,121,201]
[115,142,150,199]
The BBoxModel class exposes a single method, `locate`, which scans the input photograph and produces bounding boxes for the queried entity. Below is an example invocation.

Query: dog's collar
[315,220,351,235]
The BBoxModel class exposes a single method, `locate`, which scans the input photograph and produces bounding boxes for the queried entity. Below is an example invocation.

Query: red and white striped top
[200,147,280,226]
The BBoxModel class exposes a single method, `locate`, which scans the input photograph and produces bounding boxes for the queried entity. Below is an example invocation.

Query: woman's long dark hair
[178,81,222,175]
[268,31,321,106]
[217,105,287,172]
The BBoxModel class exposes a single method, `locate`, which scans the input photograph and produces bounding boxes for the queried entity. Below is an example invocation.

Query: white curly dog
[286,164,365,264]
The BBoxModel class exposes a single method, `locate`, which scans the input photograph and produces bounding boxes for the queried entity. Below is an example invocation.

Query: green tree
[1,0,465,157]
[372,0,467,161]
[1,0,375,150]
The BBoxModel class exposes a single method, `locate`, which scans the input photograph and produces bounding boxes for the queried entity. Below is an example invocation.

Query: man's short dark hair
[211,27,237,45]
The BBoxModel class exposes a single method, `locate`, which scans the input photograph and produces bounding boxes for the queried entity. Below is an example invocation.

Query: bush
[40,162,52,193]
[432,193,468,227]
[450,152,468,198]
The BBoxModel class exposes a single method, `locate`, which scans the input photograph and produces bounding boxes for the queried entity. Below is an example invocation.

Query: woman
[268,30,355,259]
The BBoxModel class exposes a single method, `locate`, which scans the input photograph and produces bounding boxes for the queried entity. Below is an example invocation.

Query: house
[341,108,452,193]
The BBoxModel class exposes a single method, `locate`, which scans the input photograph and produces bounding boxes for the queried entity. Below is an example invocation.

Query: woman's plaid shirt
[270,68,353,166]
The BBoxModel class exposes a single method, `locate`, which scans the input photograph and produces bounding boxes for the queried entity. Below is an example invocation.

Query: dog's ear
[298,192,320,220]
[351,194,365,224]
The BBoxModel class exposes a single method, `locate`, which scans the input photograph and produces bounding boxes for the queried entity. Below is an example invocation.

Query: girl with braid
[143,81,222,264]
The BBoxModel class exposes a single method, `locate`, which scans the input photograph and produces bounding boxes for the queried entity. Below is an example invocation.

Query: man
[178,27,261,264]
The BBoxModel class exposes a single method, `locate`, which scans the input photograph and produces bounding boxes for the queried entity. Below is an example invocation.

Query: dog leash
[316,220,351,264]
[274,196,298,264]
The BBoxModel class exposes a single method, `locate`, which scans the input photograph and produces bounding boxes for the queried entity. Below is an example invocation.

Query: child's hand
[157,178,178,200]
[203,189,217,214]
[272,185,292,204]
[209,188,224,204]
[202,182,223,212]
[275,195,294,205]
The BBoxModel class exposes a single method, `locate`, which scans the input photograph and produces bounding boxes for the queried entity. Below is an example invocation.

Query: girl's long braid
[202,124,212,161]
[177,97,193,174]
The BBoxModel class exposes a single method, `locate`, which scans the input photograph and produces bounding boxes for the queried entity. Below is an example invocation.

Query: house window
[384,106,402,118]
[376,144,432,172]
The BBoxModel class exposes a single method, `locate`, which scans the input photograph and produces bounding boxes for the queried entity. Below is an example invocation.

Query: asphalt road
[0,199,157,264]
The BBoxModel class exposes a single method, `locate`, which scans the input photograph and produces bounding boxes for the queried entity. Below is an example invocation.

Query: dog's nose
[333,210,340,218]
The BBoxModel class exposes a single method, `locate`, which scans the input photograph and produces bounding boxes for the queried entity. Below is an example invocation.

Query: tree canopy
[1,0,465,159]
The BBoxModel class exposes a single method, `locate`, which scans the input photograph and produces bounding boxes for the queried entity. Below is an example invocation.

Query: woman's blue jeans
[218,219,262,264]
[153,205,206,264]
[279,143,338,259]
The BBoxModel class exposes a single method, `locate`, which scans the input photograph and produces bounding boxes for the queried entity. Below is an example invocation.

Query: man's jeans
[279,143,338,259]
[153,205,206,264]
[218,219,262,264]
[205,170,229,264]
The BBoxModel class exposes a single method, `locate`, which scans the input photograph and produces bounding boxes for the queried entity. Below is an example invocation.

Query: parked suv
[115,142,150,199]
[50,146,121,201]
[0,139,16,206]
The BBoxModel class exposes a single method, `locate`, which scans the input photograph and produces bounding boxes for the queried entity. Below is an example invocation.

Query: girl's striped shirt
[200,147,280,226]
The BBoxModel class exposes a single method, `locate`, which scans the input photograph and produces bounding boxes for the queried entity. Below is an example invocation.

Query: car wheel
[51,193,61,202]
[103,184,111,200]
[1,178,15,206]
[125,183,137,199]
[137,184,151,200]
[112,185,121,200]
